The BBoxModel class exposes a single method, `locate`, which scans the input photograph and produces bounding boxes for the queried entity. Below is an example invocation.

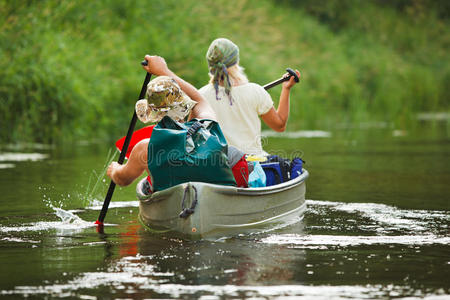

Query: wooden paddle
[95,71,152,231]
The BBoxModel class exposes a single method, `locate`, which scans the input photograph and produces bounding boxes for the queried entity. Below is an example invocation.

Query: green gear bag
[148,116,236,191]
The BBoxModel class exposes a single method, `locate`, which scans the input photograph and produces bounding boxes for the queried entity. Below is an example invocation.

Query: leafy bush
[0,0,448,143]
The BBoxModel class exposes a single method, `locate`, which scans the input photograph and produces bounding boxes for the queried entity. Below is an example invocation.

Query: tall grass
[0,0,448,143]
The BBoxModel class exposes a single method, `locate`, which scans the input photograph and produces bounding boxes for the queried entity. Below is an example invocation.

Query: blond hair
[209,64,249,87]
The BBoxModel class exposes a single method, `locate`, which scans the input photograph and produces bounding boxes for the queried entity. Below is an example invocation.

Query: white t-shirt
[199,83,273,155]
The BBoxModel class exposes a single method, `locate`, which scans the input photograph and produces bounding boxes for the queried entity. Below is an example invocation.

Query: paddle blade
[95,220,104,233]
[115,125,155,159]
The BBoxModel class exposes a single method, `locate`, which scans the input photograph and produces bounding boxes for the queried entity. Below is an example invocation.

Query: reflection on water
[307,200,449,235]
[0,126,449,299]
[262,130,332,138]
[417,112,450,121]
[0,199,449,299]
[86,199,140,211]
[0,152,48,162]
[0,163,15,169]
[263,234,450,247]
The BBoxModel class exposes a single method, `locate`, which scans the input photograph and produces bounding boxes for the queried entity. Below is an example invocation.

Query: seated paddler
[107,55,238,195]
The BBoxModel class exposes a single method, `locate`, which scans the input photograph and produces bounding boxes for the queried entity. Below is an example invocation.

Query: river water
[0,122,449,299]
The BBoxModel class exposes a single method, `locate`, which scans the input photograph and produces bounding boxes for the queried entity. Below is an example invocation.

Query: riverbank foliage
[1,0,448,142]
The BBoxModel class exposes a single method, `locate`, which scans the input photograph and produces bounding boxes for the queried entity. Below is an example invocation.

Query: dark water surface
[0,124,449,299]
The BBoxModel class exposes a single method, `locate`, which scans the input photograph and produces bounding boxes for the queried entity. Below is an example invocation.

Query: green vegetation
[1,0,448,143]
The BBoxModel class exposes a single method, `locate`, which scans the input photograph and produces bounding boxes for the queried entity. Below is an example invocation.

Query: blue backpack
[261,155,304,186]
[290,158,304,180]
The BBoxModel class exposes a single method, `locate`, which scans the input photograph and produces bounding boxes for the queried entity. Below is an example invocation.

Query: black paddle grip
[286,68,299,83]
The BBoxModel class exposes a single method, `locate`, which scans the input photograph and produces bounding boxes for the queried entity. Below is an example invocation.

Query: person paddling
[199,38,301,156]
[107,55,241,196]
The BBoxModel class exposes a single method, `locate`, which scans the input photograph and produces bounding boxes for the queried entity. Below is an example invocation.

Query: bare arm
[261,69,301,132]
[142,55,217,121]
[107,139,149,186]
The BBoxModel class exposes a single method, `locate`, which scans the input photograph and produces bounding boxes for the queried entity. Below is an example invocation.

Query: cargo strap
[179,186,198,219]
[186,121,203,138]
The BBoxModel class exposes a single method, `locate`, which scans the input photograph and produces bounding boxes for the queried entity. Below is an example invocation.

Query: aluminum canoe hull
[139,169,308,239]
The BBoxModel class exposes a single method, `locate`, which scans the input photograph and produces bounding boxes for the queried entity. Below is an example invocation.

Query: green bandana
[206,38,239,104]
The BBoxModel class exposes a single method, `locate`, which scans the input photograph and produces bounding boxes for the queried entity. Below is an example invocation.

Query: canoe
[138,169,309,239]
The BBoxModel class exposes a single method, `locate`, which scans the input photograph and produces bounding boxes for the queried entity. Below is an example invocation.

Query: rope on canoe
[179,185,198,219]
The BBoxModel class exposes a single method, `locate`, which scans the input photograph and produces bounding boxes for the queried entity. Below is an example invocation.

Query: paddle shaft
[96,72,152,224]
[263,68,299,90]
[142,60,298,91]
[113,66,300,157]
[104,65,296,221]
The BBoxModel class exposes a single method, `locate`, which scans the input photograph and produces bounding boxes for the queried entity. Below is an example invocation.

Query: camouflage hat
[135,76,197,123]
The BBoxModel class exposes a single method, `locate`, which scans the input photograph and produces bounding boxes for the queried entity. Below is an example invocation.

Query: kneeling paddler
[107,55,236,193]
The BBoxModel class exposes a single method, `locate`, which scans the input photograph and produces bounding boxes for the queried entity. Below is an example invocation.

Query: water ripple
[0,152,48,162]
[2,275,448,299]
[262,130,332,138]
[260,234,450,248]
[306,200,449,235]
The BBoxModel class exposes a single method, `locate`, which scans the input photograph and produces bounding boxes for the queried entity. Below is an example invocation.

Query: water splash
[36,147,117,211]
[0,203,94,234]
[0,148,128,235]
[82,148,117,207]
[53,207,89,226]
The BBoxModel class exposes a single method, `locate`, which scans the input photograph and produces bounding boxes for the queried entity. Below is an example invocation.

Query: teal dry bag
[148,116,236,191]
